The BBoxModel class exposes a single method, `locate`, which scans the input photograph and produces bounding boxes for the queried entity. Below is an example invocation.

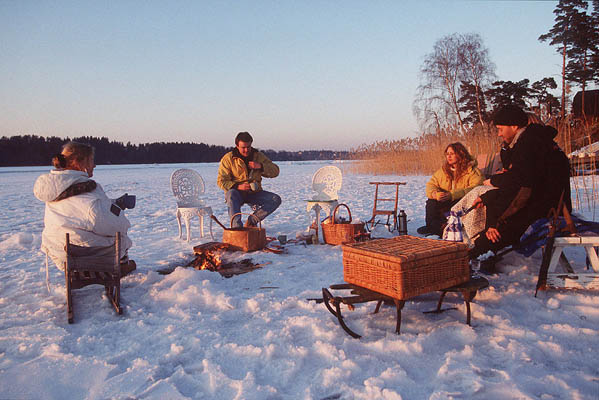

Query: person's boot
[244,215,258,227]
[417,225,438,236]
[120,260,136,276]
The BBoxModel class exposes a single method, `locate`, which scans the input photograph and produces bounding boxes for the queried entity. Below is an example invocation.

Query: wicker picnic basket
[221,213,266,252]
[321,203,365,245]
[342,235,469,300]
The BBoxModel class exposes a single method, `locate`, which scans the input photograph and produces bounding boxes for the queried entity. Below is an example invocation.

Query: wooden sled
[320,277,489,339]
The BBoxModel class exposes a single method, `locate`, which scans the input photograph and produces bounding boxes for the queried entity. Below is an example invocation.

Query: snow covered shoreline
[1,161,597,399]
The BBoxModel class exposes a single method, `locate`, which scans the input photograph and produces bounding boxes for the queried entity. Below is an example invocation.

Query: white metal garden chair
[311,165,343,202]
[170,168,214,242]
[305,166,342,241]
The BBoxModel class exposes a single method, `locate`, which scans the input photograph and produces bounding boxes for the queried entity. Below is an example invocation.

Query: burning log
[189,242,232,271]
[187,241,267,277]
[157,242,267,276]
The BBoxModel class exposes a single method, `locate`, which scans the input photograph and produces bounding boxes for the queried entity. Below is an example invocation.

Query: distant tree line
[0,135,349,167]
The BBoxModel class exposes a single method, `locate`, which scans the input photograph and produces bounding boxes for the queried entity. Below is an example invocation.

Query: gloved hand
[115,193,136,210]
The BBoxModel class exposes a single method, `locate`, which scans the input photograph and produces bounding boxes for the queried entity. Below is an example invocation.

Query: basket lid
[342,235,468,262]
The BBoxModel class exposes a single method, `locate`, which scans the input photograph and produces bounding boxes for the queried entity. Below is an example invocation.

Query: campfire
[189,242,230,271]
[187,242,264,277]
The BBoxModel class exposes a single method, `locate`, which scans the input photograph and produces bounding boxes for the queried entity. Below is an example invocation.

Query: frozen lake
[1,161,598,399]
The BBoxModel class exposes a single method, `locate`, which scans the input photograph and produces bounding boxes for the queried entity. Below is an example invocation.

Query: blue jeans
[225,189,282,228]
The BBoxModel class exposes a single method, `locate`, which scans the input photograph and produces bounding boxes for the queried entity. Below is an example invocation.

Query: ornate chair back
[311,166,342,201]
[170,168,214,241]
[171,168,206,208]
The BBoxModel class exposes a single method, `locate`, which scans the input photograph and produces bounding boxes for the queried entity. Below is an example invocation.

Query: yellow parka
[425,162,483,201]
[217,149,279,192]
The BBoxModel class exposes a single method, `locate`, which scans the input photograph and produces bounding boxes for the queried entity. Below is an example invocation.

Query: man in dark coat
[469,105,571,259]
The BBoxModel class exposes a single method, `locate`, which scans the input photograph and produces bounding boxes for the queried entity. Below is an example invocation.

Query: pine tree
[564,2,598,120]
[531,77,560,120]
[485,80,533,110]
[590,0,599,85]
[458,81,489,126]
[539,0,590,118]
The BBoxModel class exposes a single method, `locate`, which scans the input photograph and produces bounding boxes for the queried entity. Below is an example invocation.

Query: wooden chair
[476,153,502,178]
[64,232,124,323]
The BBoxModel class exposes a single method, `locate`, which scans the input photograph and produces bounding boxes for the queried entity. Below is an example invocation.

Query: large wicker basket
[321,204,365,245]
[342,235,469,299]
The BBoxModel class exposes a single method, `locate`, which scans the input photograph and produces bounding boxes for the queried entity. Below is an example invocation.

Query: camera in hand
[115,193,136,210]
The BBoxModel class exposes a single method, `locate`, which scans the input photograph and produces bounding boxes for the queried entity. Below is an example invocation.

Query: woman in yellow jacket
[417,142,483,236]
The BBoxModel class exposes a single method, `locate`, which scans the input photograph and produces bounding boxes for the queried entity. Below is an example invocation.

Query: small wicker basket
[321,203,365,245]
[221,213,266,252]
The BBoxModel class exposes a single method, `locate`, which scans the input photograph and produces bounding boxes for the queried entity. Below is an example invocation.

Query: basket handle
[230,212,262,229]
[332,203,352,224]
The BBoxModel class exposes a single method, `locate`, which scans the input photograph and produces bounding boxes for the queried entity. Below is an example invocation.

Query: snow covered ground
[1,161,598,399]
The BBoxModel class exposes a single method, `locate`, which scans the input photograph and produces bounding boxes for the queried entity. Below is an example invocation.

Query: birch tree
[414,33,495,134]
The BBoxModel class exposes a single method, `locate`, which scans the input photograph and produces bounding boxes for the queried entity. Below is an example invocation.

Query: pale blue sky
[0,1,571,151]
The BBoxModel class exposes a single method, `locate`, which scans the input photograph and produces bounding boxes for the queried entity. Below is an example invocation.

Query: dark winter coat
[473,124,571,256]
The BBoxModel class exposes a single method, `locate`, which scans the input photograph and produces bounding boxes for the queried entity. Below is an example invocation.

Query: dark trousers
[425,198,457,236]
[469,215,533,259]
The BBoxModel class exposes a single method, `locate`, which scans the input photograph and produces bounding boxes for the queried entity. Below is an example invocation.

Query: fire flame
[189,243,255,275]
[193,249,225,271]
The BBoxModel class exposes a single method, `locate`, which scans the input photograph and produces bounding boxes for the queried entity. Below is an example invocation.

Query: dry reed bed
[346,121,599,213]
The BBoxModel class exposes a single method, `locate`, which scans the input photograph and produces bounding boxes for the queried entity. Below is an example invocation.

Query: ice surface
[1,161,598,399]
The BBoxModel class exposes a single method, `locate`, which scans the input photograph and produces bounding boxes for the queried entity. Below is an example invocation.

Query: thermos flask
[398,209,408,235]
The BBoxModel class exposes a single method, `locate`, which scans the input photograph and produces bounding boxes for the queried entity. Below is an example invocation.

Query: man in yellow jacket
[217,132,281,228]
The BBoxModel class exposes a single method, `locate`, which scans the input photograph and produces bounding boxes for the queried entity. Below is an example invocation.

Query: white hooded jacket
[33,169,132,270]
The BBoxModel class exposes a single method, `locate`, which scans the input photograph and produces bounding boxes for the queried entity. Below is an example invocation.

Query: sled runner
[320,276,489,338]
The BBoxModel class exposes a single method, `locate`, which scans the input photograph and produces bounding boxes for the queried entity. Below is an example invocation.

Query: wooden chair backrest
[476,153,502,178]
[65,232,121,275]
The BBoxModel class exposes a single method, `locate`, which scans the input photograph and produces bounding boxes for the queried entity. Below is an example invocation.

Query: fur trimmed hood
[33,169,132,270]
[33,169,90,202]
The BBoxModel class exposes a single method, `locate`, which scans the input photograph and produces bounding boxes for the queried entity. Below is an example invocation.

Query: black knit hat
[492,105,528,127]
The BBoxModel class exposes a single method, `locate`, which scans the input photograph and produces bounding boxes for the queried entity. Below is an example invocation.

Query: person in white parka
[33,141,135,275]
